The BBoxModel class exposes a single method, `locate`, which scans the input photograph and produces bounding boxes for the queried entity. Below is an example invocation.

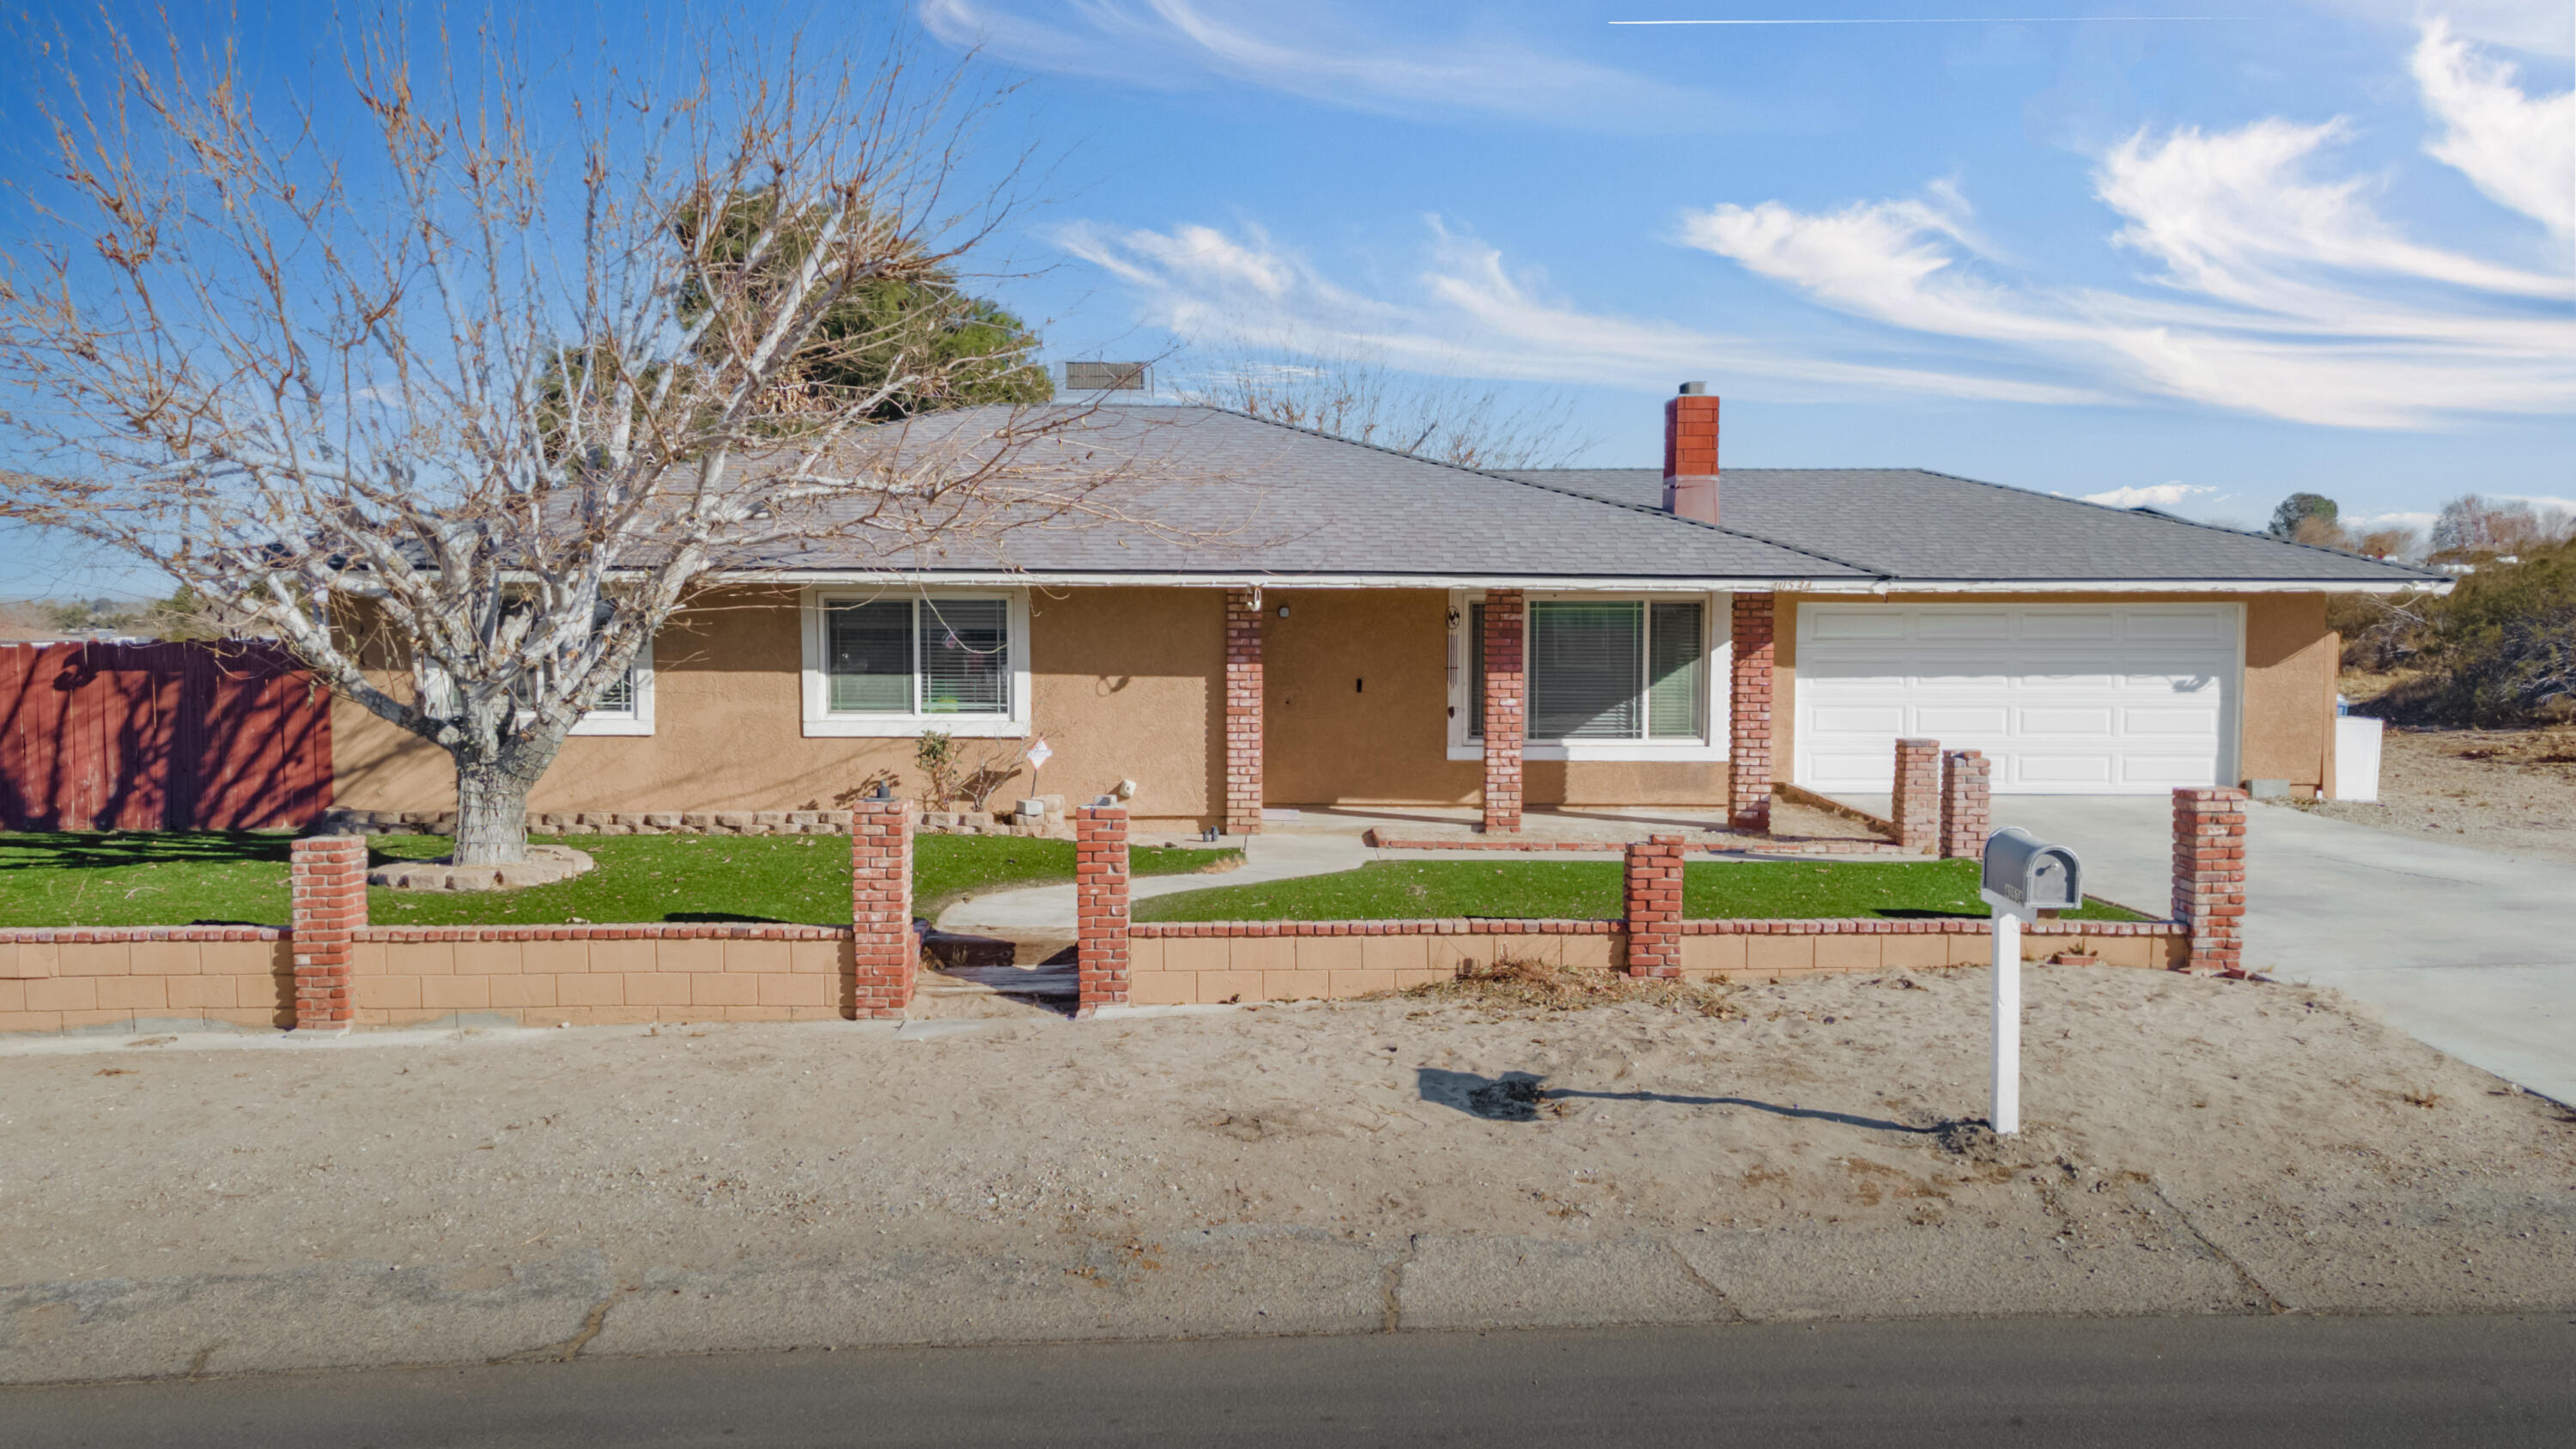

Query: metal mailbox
[1980,827,2082,915]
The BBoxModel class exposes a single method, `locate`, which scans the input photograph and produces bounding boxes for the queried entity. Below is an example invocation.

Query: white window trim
[1443,589,1731,763]
[799,585,1032,738]
[568,638,654,737]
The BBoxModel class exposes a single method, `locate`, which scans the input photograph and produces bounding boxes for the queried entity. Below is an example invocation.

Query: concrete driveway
[1968,795,2576,1107]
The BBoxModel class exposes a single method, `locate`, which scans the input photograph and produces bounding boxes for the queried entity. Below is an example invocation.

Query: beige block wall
[1775,592,2338,797]
[351,935,854,1027]
[334,585,1227,831]
[1128,933,1621,1005]
[0,940,295,1033]
[1679,928,2183,981]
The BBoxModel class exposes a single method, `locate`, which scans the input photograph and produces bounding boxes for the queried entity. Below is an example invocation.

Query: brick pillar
[850,795,916,1019]
[1890,738,1941,854]
[289,836,367,1031]
[1481,589,1525,834]
[1077,802,1131,1014]
[1623,833,1686,977]
[1938,749,1991,861]
[1224,589,1264,837]
[2172,787,2248,975]
[1728,593,1775,832]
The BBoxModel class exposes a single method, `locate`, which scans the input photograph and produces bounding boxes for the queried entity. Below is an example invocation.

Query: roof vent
[1061,361,1149,392]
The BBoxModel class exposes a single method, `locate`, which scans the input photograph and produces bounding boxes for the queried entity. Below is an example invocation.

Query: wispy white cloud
[2307,0,2572,53]
[2412,19,2575,238]
[2081,482,2220,508]
[920,0,1728,128]
[1674,25,2576,429]
[1055,216,2107,406]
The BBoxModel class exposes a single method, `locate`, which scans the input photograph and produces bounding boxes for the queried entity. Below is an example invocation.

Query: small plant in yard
[1389,954,1741,1019]
[916,732,963,810]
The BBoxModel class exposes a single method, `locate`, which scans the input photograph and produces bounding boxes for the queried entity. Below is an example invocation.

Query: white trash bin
[2335,715,2383,803]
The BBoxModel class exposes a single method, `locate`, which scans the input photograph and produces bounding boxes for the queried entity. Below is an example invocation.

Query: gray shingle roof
[1503,468,2442,586]
[740,405,1872,582]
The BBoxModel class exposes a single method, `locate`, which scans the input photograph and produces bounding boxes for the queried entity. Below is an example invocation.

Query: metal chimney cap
[1677,381,1708,396]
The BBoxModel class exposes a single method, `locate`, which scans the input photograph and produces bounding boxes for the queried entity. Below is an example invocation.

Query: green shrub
[2361,540,2576,726]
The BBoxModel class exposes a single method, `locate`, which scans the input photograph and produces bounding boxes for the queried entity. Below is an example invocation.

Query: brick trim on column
[1077,802,1131,1014]
[289,836,367,1030]
[1481,589,1526,834]
[2172,787,2248,975]
[850,795,916,1019]
[1728,593,1775,833]
[1939,750,1991,861]
[1623,834,1686,977]
[1891,739,1941,854]
[1224,589,1264,837]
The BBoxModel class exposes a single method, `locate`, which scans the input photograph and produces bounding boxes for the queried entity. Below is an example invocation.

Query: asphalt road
[9,1314,2573,1447]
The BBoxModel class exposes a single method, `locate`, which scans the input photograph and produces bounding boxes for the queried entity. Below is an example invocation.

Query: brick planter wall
[849,796,917,1019]
[0,928,292,1033]
[1077,802,1132,1013]
[1891,739,1941,854]
[2172,787,2249,975]
[1481,589,1526,833]
[1729,593,1775,832]
[1939,749,1991,861]
[289,836,368,1030]
[1224,589,1264,837]
[349,924,852,1027]
[1623,835,1685,977]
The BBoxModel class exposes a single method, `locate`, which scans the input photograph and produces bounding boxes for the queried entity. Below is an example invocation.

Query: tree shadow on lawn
[1416,1068,1933,1135]
[0,831,295,869]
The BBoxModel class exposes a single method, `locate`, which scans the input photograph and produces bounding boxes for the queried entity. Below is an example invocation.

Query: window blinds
[1528,600,1642,739]
[917,599,1010,715]
[827,600,914,712]
[1647,601,1704,739]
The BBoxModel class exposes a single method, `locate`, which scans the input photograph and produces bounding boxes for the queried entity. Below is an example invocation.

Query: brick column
[1728,593,1775,832]
[289,836,367,1031]
[1224,589,1264,837]
[850,795,916,1019]
[1938,749,1991,861]
[1623,833,1686,977]
[1891,738,1941,854]
[1077,802,1131,1014]
[2172,787,2248,975]
[1481,589,1526,833]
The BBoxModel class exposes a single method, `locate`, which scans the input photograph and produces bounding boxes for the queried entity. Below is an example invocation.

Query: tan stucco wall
[1773,592,2339,797]
[333,586,1225,830]
[1261,588,1727,810]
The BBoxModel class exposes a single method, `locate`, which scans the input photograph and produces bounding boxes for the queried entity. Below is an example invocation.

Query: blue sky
[938,0,2573,535]
[2,1,2569,597]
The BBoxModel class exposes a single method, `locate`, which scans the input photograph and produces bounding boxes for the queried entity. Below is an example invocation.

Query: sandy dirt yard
[3,965,2573,1382]
[2292,724,2576,863]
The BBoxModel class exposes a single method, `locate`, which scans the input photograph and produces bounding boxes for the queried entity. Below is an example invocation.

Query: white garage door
[1795,603,2239,795]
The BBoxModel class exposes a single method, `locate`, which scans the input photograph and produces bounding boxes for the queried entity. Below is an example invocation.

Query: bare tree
[2431,495,2574,563]
[0,11,1149,863]
[1170,344,1591,471]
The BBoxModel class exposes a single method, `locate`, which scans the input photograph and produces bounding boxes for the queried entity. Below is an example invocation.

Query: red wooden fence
[0,642,333,831]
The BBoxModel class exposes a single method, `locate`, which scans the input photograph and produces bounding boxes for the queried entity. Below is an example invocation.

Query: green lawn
[0,831,1240,928]
[1132,858,2148,923]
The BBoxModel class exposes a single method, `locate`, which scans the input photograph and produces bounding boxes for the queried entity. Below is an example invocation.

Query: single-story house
[331,387,2438,835]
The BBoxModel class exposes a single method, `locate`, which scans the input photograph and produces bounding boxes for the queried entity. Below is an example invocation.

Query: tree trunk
[452,754,545,865]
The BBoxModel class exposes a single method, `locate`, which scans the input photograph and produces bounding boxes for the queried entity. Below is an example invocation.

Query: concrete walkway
[1843,791,2576,1106]
[936,830,1371,935]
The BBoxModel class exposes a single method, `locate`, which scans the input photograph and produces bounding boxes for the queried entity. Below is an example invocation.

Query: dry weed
[1385,954,1741,1018]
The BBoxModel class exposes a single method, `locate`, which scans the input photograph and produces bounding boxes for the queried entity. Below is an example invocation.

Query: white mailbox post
[1978,828,2083,1135]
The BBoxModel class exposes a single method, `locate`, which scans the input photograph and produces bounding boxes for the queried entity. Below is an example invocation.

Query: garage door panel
[1796,604,2236,795]
[2014,756,2116,785]
[1913,705,2009,734]
[2016,706,2115,736]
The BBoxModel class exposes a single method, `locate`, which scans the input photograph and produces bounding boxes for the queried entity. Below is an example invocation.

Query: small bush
[2362,541,2576,726]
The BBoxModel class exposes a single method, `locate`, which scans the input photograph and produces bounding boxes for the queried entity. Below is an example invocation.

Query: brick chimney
[1662,381,1720,526]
